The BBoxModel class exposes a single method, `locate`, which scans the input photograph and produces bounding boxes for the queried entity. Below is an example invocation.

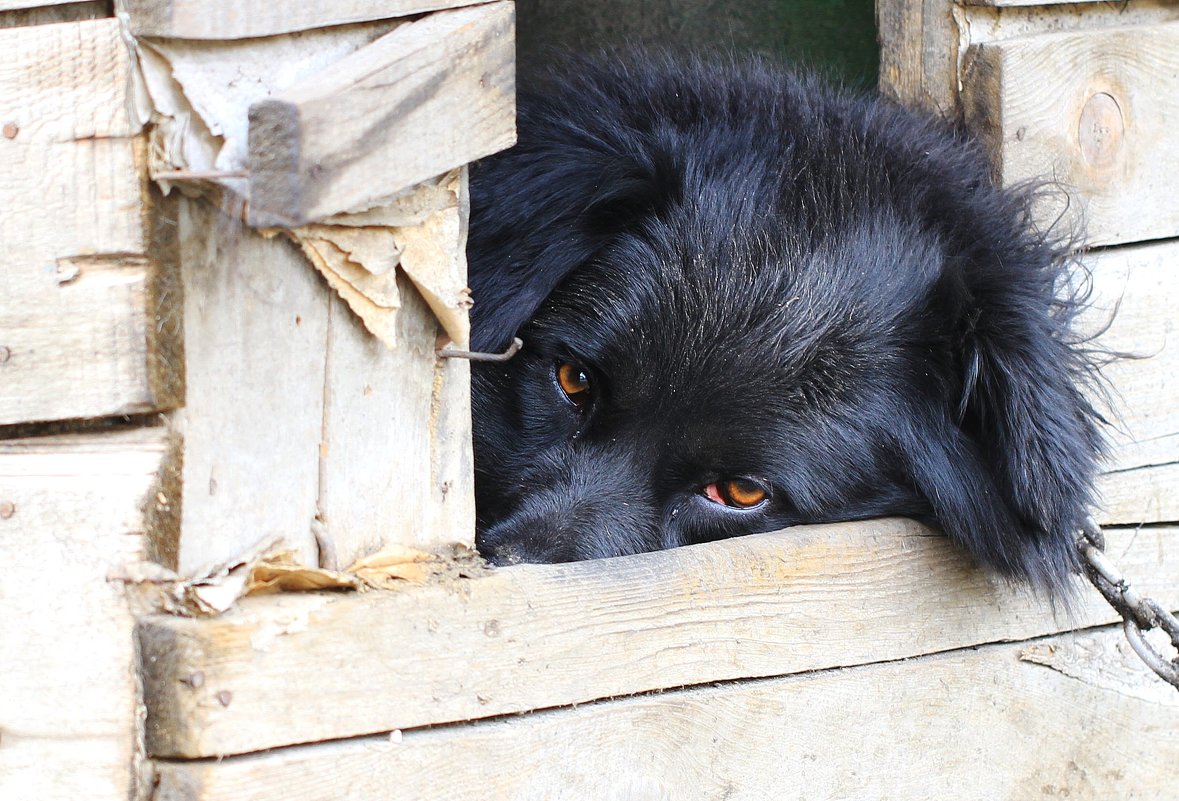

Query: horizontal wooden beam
[151,626,1179,800]
[961,20,1179,246]
[247,1,515,226]
[139,519,1179,758]
[120,0,495,39]
[0,19,182,426]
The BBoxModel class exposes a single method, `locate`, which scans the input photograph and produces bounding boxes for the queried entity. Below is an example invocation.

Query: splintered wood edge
[150,626,1179,801]
[138,519,1179,758]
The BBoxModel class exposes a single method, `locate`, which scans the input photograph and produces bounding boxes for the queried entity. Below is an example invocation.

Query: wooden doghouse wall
[2,1,1177,800]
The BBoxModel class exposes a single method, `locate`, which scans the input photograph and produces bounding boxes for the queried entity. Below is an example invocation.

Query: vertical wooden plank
[0,428,172,801]
[173,198,326,574]
[876,0,960,115]
[317,174,475,568]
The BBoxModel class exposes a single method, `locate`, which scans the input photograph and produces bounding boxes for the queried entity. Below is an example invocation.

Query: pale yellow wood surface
[0,19,182,425]
[1100,462,1179,525]
[317,281,474,569]
[1084,240,1179,476]
[172,198,327,575]
[119,0,494,38]
[138,519,1178,758]
[247,1,515,226]
[0,428,171,801]
[961,21,1179,245]
[151,626,1179,801]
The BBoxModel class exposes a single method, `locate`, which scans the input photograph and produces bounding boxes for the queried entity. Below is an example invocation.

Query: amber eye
[704,478,769,509]
[555,362,592,409]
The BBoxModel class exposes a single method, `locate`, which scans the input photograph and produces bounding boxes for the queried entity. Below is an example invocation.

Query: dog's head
[467,56,1104,591]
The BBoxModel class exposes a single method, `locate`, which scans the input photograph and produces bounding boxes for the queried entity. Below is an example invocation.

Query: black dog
[466,53,1104,592]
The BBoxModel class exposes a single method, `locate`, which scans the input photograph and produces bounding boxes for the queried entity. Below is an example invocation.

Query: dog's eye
[704,478,769,509]
[555,362,592,409]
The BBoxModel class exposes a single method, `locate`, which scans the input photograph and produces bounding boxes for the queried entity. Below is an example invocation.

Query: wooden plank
[875,0,959,114]
[316,173,475,568]
[120,0,493,39]
[0,1,107,29]
[960,21,1179,246]
[172,197,327,575]
[151,627,1179,801]
[1083,240,1179,475]
[0,427,173,801]
[1100,462,1179,525]
[138,519,1178,758]
[0,19,183,426]
[0,0,82,11]
[247,1,515,226]
[317,281,475,568]
[0,18,136,143]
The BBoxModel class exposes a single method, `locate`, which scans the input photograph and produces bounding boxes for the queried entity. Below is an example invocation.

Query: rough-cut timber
[247,1,515,226]
[151,626,1179,801]
[0,427,174,801]
[138,519,1179,758]
[0,19,183,426]
[119,0,495,39]
[960,21,1179,246]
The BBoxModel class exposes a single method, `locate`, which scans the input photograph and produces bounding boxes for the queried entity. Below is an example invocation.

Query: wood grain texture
[960,21,1179,246]
[0,1,108,29]
[1100,462,1179,525]
[317,280,474,569]
[118,0,493,38]
[0,19,182,425]
[0,0,84,11]
[875,0,959,114]
[247,1,515,226]
[138,519,1178,758]
[151,626,1179,801]
[1083,240,1179,477]
[172,198,326,575]
[0,428,171,801]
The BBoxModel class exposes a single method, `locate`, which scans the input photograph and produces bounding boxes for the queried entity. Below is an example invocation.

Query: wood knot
[1078,92,1124,170]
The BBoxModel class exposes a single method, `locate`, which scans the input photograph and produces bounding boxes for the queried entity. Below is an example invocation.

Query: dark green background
[515,0,880,89]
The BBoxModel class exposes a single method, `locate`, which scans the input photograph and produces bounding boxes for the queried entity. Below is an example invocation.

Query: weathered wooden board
[317,281,474,568]
[151,626,1179,801]
[0,1,107,28]
[961,21,1179,246]
[1083,240,1179,475]
[172,197,327,575]
[0,427,174,801]
[1100,462,1179,526]
[119,0,494,39]
[0,0,81,10]
[876,0,958,114]
[138,519,1178,758]
[0,19,182,425]
[247,1,515,226]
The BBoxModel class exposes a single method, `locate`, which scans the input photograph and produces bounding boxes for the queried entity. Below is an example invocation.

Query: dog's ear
[907,233,1105,590]
[468,133,680,351]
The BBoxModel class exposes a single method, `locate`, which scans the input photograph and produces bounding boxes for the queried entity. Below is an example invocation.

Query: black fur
[467,53,1105,592]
